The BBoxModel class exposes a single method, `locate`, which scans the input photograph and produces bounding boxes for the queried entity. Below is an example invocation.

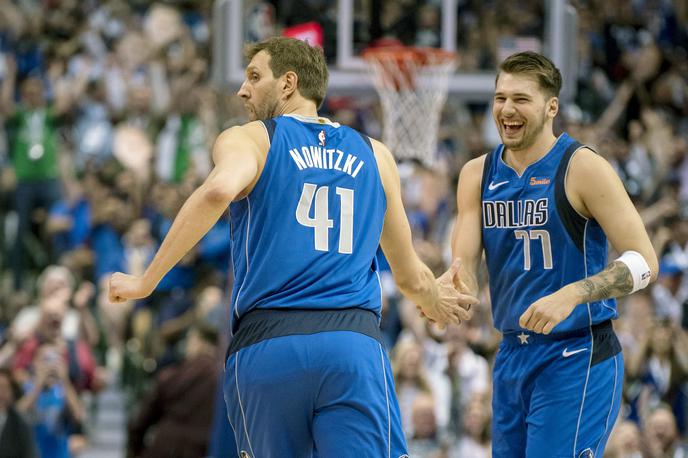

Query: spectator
[392,337,434,438]
[444,323,490,432]
[17,344,84,458]
[127,323,220,458]
[606,420,643,458]
[73,79,114,171]
[155,87,210,184]
[407,393,446,458]
[0,55,85,291]
[415,5,440,48]
[652,257,688,326]
[10,265,99,347]
[46,177,91,261]
[12,295,100,395]
[449,395,491,458]
[0,367,38,458]
[626,318,688,433]
[643,406,688,458]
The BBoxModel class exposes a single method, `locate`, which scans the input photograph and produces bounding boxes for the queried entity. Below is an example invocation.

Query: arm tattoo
[575,261,634,302]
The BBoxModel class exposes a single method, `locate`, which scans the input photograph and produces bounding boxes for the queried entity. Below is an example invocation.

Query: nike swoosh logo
[488,180,509,190]
[562,347,588,358]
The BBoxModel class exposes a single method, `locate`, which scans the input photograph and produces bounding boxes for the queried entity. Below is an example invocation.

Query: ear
[548,96,559,119]
[281,71,298,98]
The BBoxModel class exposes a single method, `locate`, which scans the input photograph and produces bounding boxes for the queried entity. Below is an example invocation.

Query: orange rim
[362,46,456,65]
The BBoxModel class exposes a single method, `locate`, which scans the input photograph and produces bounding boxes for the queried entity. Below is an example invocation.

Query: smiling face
[493,72,557,152]
[237,50,281,121]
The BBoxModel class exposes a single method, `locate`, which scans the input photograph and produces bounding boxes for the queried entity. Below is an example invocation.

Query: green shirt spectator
[7,107,59,182]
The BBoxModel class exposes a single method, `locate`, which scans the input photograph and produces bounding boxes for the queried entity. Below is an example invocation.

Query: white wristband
[615,250,652,293]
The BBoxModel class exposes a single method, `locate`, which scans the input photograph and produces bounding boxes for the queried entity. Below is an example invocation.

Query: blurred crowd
[0,0,686,457]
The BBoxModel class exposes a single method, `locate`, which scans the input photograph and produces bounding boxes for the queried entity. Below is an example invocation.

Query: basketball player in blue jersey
[108,37,478,457]
[452,51,659,458]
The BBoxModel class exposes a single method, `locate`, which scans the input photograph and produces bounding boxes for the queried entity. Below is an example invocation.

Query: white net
[364,48,456,164]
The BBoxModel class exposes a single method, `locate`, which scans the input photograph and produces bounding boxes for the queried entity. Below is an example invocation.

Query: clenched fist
[108,272,154,303]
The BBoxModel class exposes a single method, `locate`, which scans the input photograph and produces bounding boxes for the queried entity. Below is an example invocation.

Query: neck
[504,132,558,174]
[278,97,318,118]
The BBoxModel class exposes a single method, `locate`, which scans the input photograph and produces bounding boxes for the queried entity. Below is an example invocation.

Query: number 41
[296,183,354,254]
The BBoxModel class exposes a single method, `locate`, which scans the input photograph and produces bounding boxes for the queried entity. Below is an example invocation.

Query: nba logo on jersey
[318,130,326,146]
[579,448,594,458]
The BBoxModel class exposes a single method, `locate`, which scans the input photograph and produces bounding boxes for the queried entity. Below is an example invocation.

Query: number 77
[514,229,553,270]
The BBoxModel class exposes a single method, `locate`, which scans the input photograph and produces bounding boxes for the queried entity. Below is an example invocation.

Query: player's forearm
[451,225,482,297]
[456,262,479,297]
[142,186,230,290]
[563,260,634,304]
[451,243,480,297]
[394,261,438,313]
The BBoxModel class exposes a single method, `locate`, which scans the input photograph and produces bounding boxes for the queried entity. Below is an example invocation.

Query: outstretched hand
[422,258,479,327]
[108,272,154,303]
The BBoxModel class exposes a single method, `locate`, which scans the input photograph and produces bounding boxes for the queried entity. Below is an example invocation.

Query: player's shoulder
[367,136,387,151]
[218,121,267,138]
[571,145,600,161]
[212,122,271,166]
[568,145,616,179]
[458,154,489,190]
[367,137,395,167]
[565,144,625,208]
[215,121,270,149]
[462,154,488,175]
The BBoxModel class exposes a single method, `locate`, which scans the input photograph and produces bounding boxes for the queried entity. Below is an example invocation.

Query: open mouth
[502,121,524,135]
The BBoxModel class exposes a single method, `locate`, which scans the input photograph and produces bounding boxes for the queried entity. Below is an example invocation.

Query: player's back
[229,114,386,331]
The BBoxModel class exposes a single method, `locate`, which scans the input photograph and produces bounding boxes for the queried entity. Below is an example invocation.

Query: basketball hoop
[362,46,456,164]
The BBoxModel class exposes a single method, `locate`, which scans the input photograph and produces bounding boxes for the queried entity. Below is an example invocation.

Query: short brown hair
[245,37,329,108]
[497,51,562,99]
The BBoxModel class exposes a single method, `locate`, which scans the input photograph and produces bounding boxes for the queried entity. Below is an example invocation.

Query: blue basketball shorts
[492,320,624,458]
[223,329,408,458]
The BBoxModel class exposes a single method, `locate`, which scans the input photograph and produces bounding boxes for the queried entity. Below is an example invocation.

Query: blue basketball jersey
[481,133,617,334]
[228,114,386,333]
